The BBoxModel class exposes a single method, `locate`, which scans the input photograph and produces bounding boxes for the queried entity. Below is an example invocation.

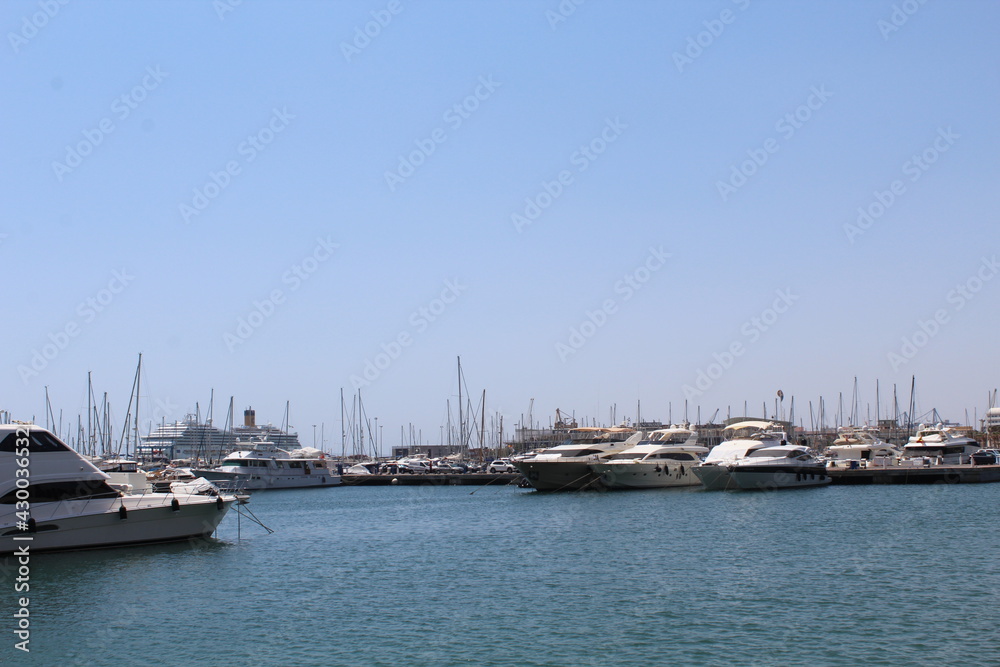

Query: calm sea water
[4,481,1000,666]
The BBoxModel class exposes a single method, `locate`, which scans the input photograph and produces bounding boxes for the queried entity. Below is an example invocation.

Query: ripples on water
[5,483,1000,666]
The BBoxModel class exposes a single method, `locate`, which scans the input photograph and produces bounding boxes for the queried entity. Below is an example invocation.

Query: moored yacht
[728,444,831,490]
[900,423,980,465]
[589,425,707,489]
[692,421,787,491]
[825,427,900,467]
[194,438,341,490]
[514,426,640,491]
[0,424,235,555]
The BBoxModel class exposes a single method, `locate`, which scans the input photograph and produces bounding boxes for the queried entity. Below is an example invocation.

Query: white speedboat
[692,420,788,490]
[514,426,640,491]
[728,444,831,490]
[589,425,707,489]
[825,427,900,468]
[900,423,980,465]
[0,424,235,555]
[194,438,341,490]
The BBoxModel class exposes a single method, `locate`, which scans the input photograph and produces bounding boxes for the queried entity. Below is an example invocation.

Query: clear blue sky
[2,0,998,451]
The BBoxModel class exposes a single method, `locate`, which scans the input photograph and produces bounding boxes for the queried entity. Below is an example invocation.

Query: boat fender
[119,505,128,520]
[654,466,661,473]
[216,496,224,510]
[171,498,180,512]
[679,465,685,475]
[27,517,37,532]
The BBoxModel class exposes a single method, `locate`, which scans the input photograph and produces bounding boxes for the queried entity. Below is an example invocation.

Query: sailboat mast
[457,356,463,451]
[480,389,486,455]
[133,353,141,458]
[87,372,93,456]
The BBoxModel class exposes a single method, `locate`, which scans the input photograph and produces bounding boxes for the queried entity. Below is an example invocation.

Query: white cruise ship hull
[729,464,831,490]
[0,493,234,555]
[591,462,702,489]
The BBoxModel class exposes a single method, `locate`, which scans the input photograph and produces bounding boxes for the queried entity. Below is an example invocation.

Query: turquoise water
[4,482,1000,666]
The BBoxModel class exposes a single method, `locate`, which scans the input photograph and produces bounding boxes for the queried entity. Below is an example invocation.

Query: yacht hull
[591,462,702,489]
[514,460,600,491]
[692,464,739,490]
[195,469,342,490]
[0,494,234,555]
[729,464,831,490]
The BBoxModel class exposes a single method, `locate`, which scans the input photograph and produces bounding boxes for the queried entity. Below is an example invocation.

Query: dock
[827,464,1000,485]
[340,473,521,486]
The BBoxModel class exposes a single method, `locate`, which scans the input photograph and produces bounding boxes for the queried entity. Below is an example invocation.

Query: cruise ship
[138,415,234,462]
[138,408,300,463]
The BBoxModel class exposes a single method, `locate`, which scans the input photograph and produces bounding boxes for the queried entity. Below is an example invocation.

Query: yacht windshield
[0,431,71,453]
[1,480,119,503]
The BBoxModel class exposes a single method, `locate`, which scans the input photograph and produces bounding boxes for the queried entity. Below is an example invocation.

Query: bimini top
[722,420,775,433]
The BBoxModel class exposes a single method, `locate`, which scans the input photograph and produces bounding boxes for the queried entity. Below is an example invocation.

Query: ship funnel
[244,408,256,427]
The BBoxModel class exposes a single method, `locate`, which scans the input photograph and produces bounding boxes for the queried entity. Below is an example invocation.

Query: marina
[11,483,1000,666]
[5,2,997,664]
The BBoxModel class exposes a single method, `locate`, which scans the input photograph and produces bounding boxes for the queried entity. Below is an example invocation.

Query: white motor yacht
[826,427,900,468]
[900,423,980,465]
[589,425,707,489]
[0,424,235,555]
[692,420,788,490]
[194,438,341,490]
[728,444,831,490]
[514,426,640,491]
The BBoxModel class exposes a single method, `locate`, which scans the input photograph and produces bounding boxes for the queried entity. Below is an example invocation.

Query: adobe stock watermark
[213,0,243,20]
[546,0,586,30]
[878,0,930,40]
[7,0,70,54]
[887,255,997,370]
[511,117,627,233]
[11,424,31,654]
[682,288,799,399]
[17,269,135,384]
[672,0,751,73]
[224,236,338,352]
[843,126,958,244]
[716,85,832,202]
[384,75,502,192]
[340,0,403,62]
[51,66,168,182]
[555,246,670,362]
[179,107,294,223]
[350,278,467,388]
